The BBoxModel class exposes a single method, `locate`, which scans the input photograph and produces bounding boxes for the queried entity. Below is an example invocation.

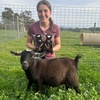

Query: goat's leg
[65,84,70,90]
[35,80,42,92]
[50,44,53,53]
[70,78,80,93]
[71,77,80,93]
[66,75,80,93]
[27,81,32,91]
[74,86,80,94]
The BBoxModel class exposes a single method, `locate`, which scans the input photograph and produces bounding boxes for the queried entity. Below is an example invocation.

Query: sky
[0,0,100,7]
[0,0,100,28]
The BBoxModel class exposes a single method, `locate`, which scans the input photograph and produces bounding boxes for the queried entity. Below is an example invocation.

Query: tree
[19,10,35,29]
[2,7,14,24]
[1,7,35,30]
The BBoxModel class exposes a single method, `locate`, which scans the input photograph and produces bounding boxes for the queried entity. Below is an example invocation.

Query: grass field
[0,31,100,100]
[0,30,25,43]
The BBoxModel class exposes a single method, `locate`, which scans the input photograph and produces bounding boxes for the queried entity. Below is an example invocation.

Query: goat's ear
[40,52,46,57]
[10,51,22,56]
[34,52,46,58]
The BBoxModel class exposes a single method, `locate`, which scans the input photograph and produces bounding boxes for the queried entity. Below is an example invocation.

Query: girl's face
[37,4,51,23]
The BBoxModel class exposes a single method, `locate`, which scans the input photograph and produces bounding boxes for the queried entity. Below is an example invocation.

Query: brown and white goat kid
[10,50,81,93]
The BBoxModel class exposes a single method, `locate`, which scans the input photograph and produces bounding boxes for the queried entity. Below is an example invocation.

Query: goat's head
[46,34,52,42]
[10,50,46,70]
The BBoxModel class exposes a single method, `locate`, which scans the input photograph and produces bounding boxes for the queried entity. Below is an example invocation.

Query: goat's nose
[22,61,29,70]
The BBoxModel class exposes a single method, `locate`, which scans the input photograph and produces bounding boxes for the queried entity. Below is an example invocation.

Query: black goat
[10,50,81,93]
[34,34,53,54]
[45,34,53,53]
[35,34,42,52]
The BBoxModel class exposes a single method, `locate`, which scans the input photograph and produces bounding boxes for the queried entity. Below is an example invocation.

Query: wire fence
[0,4,100,67]
[0,4,100,43]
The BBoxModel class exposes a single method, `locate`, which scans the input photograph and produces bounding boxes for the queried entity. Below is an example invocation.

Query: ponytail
[49,17,54,28]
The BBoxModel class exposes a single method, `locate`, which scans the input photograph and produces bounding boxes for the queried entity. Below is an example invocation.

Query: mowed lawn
[0,31,100,100]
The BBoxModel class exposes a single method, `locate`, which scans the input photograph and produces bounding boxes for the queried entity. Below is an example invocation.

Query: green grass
[0,31,100,100]
[0,30,26,43]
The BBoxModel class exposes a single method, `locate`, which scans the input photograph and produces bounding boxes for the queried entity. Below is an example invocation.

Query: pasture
[0,31,100,100]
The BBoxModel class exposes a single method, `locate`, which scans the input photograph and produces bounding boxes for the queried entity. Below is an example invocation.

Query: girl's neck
[39,21,50,31]
[40,21,50,27]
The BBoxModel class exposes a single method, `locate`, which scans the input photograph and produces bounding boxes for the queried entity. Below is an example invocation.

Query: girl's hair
[37,0,54,28]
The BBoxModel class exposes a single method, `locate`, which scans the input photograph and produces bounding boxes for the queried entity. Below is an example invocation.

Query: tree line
[0,7,35,30]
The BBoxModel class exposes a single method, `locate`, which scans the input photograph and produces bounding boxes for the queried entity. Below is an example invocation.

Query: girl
[26,0,61,59]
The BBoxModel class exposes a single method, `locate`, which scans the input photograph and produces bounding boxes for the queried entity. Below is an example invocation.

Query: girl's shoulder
[51,23,60,33]
[29,21,39,28]
[53,24,60,28]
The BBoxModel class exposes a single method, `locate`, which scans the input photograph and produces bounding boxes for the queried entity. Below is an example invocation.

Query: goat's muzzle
[22,61,29,70]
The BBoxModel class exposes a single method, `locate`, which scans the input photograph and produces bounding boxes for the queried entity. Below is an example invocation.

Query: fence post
[93,22,96,33]
[17,16,19,38]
